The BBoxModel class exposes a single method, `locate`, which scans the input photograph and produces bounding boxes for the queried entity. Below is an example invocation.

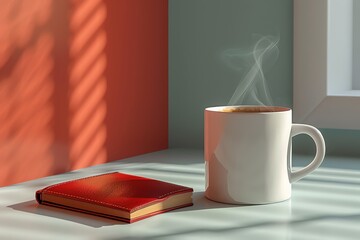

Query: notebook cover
[36,172,193,223]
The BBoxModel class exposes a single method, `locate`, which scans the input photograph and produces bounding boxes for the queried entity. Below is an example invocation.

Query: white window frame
[294,0,360,129]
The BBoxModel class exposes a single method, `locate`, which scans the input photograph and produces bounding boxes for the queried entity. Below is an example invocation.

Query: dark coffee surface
[221,106,289,113]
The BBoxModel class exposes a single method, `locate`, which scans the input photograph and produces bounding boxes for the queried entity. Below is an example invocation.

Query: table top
[1,149,360,240]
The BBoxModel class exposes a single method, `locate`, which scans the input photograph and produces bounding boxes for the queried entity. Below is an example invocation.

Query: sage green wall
[169,0,360,156]
[169,0,293,148]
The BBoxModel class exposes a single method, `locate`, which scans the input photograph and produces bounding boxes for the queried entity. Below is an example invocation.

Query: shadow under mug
[204,105,326,204]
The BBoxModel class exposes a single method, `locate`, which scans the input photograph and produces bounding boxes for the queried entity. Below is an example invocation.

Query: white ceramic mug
[204,106,325,204]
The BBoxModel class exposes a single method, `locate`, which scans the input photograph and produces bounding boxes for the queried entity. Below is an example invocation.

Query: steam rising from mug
[222,35,279,106]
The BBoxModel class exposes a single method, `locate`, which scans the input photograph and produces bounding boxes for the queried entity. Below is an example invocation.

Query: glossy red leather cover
[36,172,193,223]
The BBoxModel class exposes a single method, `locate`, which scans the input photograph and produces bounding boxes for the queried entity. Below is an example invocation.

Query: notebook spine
[35,190,43,204]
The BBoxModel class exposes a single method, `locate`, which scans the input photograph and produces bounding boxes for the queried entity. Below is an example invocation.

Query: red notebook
[36,172,193,223]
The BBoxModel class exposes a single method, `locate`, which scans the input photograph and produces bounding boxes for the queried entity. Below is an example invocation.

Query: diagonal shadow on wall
[0,0,168,187]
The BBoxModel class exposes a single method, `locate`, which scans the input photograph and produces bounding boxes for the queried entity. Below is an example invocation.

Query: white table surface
[1,149,360,240]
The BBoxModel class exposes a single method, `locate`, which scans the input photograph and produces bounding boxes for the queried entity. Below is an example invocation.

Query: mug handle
[290,124,326,183]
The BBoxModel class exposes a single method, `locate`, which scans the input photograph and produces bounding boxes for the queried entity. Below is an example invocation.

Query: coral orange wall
[0,0,168,186]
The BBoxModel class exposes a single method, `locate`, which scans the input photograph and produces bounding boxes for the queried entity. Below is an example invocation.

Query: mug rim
[205,105,291,113]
